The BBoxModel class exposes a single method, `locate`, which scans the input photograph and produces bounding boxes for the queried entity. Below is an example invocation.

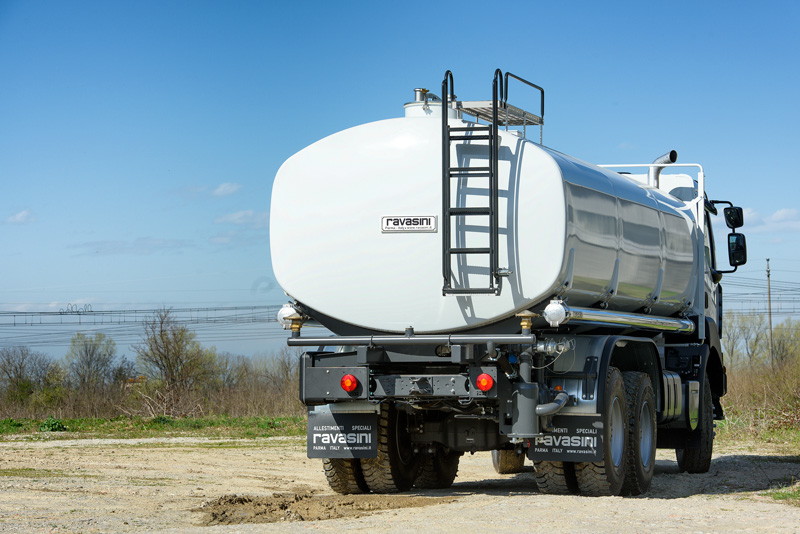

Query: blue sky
[2,0,799,359]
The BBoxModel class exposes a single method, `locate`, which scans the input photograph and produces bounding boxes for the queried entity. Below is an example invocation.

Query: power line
[0,304,290,351]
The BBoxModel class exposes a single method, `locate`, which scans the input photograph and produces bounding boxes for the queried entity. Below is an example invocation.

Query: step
[449,207,491,216]
[450,135,491,141]
[443,287,498,295]
[448,247,491,255]
[449,126,491,132]
[450,166,490,172]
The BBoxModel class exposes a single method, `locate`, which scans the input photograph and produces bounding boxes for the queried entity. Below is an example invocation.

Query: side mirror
[728,233,747,266]
[723,207,744,229]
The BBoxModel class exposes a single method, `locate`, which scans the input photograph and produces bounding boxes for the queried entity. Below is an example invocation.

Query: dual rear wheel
[323,403,462,494]
[532,368,656,496]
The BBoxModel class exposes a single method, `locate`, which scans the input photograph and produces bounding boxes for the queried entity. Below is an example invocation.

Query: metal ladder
[441,69,502,296]
[441,70,544,296]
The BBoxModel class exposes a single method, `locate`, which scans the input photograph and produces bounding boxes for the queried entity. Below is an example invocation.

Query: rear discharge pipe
[535,391,570,416]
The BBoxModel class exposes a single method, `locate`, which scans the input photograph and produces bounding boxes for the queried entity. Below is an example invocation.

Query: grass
[0,415,306,440]
[766,482,800,507]
[0,467,62,478]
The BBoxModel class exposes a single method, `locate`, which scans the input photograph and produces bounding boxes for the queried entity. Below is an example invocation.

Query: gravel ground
[1,435,799,533]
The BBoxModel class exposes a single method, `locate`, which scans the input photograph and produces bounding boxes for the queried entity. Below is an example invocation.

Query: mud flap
[527,415,603,462]
[307,411,378,459]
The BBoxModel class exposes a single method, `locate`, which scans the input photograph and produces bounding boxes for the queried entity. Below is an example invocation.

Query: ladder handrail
[490,70,502,286]
[442,71,454,290]
[503,71,545,120]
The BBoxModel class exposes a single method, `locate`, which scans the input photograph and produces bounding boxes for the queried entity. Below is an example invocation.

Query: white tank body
[270,112,699,334]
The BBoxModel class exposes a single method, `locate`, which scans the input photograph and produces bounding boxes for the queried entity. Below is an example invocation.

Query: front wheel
[491,449,525,474]
[676,374,714,473]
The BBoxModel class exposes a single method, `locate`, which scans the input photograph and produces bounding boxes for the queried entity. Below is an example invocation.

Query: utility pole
[767,258,774,369]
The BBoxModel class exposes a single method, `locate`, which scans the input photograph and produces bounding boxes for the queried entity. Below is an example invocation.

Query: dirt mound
[198,492,455,525]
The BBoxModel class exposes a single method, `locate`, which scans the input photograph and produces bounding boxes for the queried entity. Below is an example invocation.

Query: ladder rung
[448,247,491,255]
[450,135,491,141]
[450,172,490,178]
[449,126,490,132]
[449,207,491,216]
[451,166,490,172]
[444,288,497,295]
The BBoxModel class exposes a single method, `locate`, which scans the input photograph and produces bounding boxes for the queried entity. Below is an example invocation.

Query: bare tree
[739,313,766,367]
[772,318,800,368]
[722,312,744,372]
[133,308,215,416]
[66,333,116,392]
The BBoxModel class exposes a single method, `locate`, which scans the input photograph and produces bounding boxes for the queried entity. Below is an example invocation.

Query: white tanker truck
[270,69,748,496]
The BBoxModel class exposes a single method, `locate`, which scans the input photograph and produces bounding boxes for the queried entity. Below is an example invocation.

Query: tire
[360,403,420,493]
[491,449,525,474]
[575,366,628,496]
[676,374,714,473]
[621,372,656,495]
[533,461,579,495]
[415,449,462,489]
[322,458,369,494]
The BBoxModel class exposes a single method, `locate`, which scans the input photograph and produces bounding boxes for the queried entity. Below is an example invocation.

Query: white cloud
[742,208,800,234]
[210,235,232,244]
[213,182,242,196]
[6,209,34,224]
[214,210,268,228]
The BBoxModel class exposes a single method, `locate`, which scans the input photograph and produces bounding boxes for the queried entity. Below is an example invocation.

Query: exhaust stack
[649,150,677,187]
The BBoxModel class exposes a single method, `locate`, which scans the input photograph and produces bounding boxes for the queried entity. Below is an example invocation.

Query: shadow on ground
[197,452,800,525]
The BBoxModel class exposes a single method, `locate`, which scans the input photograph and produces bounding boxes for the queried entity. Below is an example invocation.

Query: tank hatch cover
[458,101,543,126]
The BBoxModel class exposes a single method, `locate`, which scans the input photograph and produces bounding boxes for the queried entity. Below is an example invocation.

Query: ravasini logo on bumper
[307,412,378,459]
[381,215,437,233]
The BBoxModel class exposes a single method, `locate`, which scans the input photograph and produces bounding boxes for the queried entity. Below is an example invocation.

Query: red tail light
[340,374,358,393]
[476,373,494,392]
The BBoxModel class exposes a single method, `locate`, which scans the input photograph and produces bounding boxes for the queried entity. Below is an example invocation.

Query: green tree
[0,346,52,405]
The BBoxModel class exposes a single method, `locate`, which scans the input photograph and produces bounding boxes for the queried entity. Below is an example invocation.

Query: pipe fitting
[535,391,570,416]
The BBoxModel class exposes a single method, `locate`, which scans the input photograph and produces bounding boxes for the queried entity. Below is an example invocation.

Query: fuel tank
[270,103,698,334]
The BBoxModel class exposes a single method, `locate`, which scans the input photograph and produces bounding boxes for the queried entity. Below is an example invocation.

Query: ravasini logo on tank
[381,215,437,233]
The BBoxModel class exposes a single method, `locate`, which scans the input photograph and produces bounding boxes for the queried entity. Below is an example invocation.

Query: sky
[2,0,799,360]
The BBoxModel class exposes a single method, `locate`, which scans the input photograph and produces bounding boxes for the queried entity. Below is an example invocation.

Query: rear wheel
[621,372,656,495]
[360,403,420,493]
[575,366,628,496]
[415,449,462,489]
[533,461,579,495]
[323,458,369,494]
[491,449,525,474]
[676,374,714,473]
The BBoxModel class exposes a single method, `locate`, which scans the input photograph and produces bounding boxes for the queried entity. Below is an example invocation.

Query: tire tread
[323,458,368,494]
